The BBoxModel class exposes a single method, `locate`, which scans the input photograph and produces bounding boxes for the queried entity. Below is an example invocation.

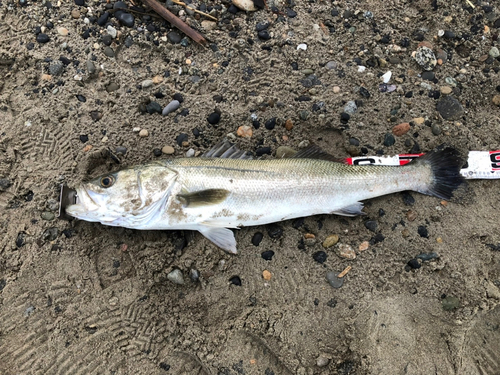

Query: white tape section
[346,151,500,180]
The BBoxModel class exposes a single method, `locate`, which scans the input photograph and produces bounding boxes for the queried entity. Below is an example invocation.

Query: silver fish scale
[161,157,431,228]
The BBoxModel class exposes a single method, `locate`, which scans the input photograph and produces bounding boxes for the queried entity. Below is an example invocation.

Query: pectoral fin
[177,189,230,208]
[332,202,365,217]
[198,225,238,254]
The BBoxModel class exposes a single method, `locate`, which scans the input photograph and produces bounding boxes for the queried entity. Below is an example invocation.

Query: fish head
[66,163,177,227]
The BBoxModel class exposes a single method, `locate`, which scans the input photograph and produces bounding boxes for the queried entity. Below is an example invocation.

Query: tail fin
[411,147,464,200]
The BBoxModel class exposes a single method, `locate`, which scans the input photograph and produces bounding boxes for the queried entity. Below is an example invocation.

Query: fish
[64,141,464,254]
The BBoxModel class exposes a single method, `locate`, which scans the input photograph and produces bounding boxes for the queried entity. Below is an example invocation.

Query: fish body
[66,145,463,253]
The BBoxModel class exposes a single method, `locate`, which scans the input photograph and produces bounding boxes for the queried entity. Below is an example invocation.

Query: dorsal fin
[202,139,253,159]
[292,144,346,163]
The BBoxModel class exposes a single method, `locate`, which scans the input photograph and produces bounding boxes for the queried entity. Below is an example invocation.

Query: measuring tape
[346,151,500,179]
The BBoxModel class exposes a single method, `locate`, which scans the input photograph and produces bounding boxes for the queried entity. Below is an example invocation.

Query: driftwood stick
[141,0,207,46]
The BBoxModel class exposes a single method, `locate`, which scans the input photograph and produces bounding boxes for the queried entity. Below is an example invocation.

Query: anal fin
[331,202,365,217]
[198,225,238,254]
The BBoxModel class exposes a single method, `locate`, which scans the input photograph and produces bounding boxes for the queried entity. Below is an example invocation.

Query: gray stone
[489,46,500,58]
[162,100,181,116]
[326,271,344,288]
[343,100,357,115]
[436,96,464,120]
[104,46,115,57]
[167,269,184,285]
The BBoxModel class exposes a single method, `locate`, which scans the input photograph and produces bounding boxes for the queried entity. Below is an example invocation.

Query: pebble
[167,269,184,285]
[431,124,442,135]
[489,47,500,58]
[276,146,296,158]
[71,9,80,18]
[444,77,457,87]
[326,271,344,288]
[185,149,195,157]
[417,252,439,261]
[421,71,435,81]
[261,250,274,260]
[313,251,328,264]
[232,0,256,11]
[237,125,252,138]
[316,356,330,367]
[267,224,283,239]
[153,148,162,157]
[343,101,357,115]
[299,110,309,121]
[326,61,337,70]
[103,47,115,57]
[364,220,378,232]
[380,71,392,84]
[105,82,119,93]
[162,145,175,154]
[440,86,452,95]
[229,276,242,286]
[384,133,396,146]
[417,225,429,238]
[257,30,271,40]
[141,79,154,88]
[492,95,500,106]
[97,12,109,26]
[139,129,149,137]
[392,122,410,136]
[359,87,370,98]
[86,60,96,74]
[406,210,417,221]
[201,20,217,31]
[41,211,55,221]
[162,100,180,116]
[207,112,220,125]
[337,244,356,259]
[176,133,188,146]
[414,46,437,71]
[297,43,307,51]
[107,25,117,38]
[256,147,271,156]
[262,270,272,281]
[358,241,369,251]
[413,117,425,125]
[42,227,59,242]
[57,27,69,36]
[146,102,162,114]
[407,258,421,269]
[436,96,464,120]
[16,232,26,247]
[116,12,134,27]
[323,234,339,248]
[0,178,12,191]
[36,33,50,43]
[167,31,182,44]
[49,61,64,76]
[442,296,459,311]
[263,117,276,130]
[333,86,341,93]
[189,269,199,282]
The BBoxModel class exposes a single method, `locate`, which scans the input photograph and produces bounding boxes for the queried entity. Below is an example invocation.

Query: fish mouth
[58,184,78,220]
[60,184,101,221]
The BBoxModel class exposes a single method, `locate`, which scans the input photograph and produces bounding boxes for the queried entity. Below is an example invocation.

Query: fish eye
[100,175,115,188]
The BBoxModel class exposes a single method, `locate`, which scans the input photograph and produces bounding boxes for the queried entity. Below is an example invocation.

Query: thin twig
[141,0,207,46]
[338,266,352,278]
[170,0,218,21]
